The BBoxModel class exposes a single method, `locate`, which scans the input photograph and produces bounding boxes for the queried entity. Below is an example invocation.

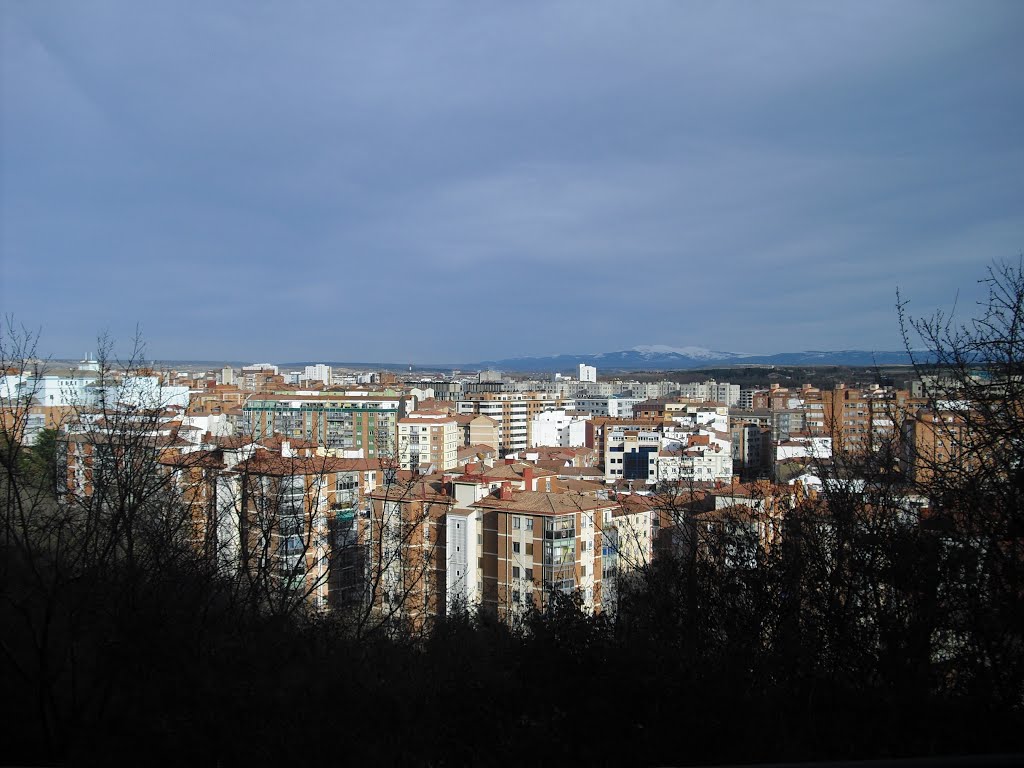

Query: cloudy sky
[2,1,1022,364]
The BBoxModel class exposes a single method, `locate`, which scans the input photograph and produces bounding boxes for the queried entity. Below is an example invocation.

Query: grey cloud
[2,1,1022,362]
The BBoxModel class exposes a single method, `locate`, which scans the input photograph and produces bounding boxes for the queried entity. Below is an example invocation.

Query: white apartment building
[657,444,734,483]
[1,373,95,408]
[667,403,730,433]
[574,395,644,419]
[530,409,588,448]
[302,364,332,385]
[397,417,460,472]
[677,380,741,406]
[578,363,597,383]
[775,435,833,462]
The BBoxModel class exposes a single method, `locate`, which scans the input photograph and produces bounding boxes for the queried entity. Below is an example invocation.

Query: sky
[2,1,1022,365]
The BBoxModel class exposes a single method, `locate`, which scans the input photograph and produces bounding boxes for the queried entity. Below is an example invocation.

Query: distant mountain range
[470,345,919,372]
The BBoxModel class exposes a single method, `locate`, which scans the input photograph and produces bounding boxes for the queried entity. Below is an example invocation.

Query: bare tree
[897,258,1024,703]
[1,325,224,758]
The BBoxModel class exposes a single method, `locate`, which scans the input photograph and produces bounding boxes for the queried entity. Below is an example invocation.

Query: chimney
[465,462,477,475]
[499,481,513,501]
[523,465,534,490]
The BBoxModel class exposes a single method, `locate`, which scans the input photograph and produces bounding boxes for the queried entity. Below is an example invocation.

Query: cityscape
[2,321,1022,763]
[3,1,1023,766]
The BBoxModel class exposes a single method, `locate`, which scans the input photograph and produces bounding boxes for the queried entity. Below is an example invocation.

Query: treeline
[3,513,1022,766]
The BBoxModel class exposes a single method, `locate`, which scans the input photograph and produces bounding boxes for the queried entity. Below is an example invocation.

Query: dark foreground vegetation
[3,262,1024,766]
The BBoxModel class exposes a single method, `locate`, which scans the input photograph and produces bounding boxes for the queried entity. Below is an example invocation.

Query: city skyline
[2,1,1022,362]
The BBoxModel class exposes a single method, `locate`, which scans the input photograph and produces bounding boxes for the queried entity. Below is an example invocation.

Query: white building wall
[530,409,588,448]
[446,511,480,611]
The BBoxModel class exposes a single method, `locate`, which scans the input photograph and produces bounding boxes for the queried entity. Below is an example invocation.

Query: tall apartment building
[802,384,922,454]
[360,464,619,625]
[585,417,662,461]
[241,363,279,391]
[302,364,332,385]
[578,363,597,383]
[471,487,614,619]
[900,408,976,484]
[227,451,384,609]
[676,380,741,406]
[656,438,734,484]
[397,417,459,472]
[456,392,569,455]
[737,388,756,409]
[604,429,661,485]
[729,422,771,474]
[530,409,588,448]
[242,394,405,457]
[575,395,644,418]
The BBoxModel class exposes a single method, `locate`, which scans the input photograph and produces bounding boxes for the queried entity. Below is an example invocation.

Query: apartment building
[676,380,741,406]
[365,476,452,627]
[802,384,922,454]
[2,371,192,444]
[187,384,246,417]
[456,392,569,455]
[574,395,644,418]
[448,413,500,450]
[240,363,279,391]
[226,450,384,610]
[900,408,976,485]
[530,409,588,448]
[471,487,615,620]
[585,416,662,461]
[302,364,332,385]
[656,433,734,484]
[729,422,772,474]
[604,429,661,485]
[242,393,406,456]
[397,416,459,472]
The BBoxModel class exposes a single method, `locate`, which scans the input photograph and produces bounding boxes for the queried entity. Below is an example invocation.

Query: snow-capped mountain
[470,346,916,371]
[616,345,750,361]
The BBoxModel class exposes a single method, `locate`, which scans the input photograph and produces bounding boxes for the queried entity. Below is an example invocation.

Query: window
[512,566,520,578]
[581,565,587,576]
[525,568,533,580]
[525,518,533,530]
[512,516,521,529]
[513,542,520,554]
[526,543,533,556]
